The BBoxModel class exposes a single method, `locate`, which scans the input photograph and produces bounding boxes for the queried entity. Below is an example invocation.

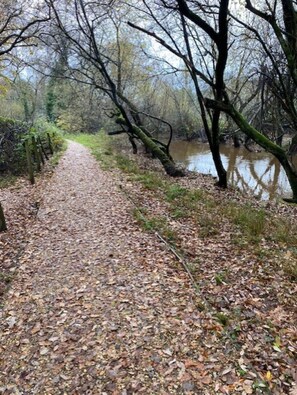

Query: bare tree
[128,0,229,187]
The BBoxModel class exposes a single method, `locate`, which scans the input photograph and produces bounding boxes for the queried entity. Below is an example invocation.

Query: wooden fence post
[25,139,35,184]
[0,202,7,232]
[32,136,41,172]
[38,137,49,160]
[47,133,54,155]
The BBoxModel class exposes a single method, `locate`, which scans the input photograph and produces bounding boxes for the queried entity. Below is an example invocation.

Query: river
[170,140,297,201]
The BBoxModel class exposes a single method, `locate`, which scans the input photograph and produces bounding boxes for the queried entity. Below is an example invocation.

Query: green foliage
[216,312,229,327]
[215,271,228,285]
[133,208,177,242]
[165,184,188,201]
[0,116,28,173]
[0,272,12,284]
[132,173,165,190]
[116,155,139,174]
[225,204,266,242]
[0,116,64,175]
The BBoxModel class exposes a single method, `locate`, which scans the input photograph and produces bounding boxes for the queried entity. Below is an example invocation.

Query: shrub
[0,117,64,174]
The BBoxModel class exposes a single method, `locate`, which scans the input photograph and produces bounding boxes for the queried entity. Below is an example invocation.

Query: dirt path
[0,142,204,394]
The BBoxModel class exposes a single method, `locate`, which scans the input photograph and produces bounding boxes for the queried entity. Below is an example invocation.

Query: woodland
[0,0,297,394]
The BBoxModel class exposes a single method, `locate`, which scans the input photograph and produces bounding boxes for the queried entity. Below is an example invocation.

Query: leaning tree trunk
[0,202,7,232]
[207,100,297,201]
[230,103,297,203]
[116,118,184,177]
[230,110,297,202]
[131,124,184,177]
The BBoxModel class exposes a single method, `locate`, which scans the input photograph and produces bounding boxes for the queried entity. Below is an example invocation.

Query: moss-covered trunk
[229,105,297,201]
[0,202,7,232]
[132,124,184,177]
[116,117,185,177]
[205,99,297,201]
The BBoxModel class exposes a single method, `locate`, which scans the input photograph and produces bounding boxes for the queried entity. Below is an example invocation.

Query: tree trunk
[219,103,297,203]
[289,135,297,155]
[211,144,227,187]
[129,136,137,154]
[278,156,297,202]
[0,203,7,232]
[117,118,184,177]
[233,134,241,148]
[210,110,228,188]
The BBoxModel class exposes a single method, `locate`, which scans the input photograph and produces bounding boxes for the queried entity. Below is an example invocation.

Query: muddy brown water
[170,140,297,201]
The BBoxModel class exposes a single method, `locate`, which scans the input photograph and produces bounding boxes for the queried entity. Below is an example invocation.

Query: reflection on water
[170,141,297,200]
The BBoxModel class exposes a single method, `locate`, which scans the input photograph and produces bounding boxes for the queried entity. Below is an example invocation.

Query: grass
[132,172,165,190]
[0,272,13,284]
[49,140,68,167]
[215,271,228,285]
[65,132,114,170]
[0,174,18,189]
[216,312,229,327]
[115,154,139,174]
[133,208,177,242]
[165,184,188,201]
[225,204,266,243]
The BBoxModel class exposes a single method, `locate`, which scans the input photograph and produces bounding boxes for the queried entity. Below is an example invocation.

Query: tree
[128,0,229,187]
[45,0,184,176]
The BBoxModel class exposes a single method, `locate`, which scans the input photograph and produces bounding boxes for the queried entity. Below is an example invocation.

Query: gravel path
[0,142,201,394]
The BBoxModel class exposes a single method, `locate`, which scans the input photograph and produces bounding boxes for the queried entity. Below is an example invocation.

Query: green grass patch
[269,218,297,246]
[165,184,208,221]
[165,184,188,201]
[225,204,266,243]
[216,312,229,327]
[0,272,13,284]
[65,131,114,170]
[215,270,228,285]
[0,174,18,189]
[49,140,68,167]
[133,172,165,190]
[115,155,139,174]
[133,208,177,242]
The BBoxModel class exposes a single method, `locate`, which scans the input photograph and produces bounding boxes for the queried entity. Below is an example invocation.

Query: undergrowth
[0,175,17,189]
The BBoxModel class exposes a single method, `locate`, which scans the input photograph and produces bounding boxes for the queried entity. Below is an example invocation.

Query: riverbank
[67,132,297,394]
